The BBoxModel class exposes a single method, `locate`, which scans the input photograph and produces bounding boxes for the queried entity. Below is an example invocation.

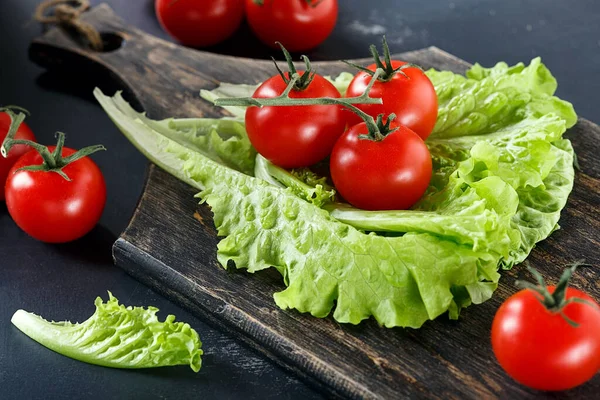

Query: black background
[1,1,598,399]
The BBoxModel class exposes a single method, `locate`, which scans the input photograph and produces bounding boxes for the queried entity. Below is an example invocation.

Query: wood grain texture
[30,4,600,399]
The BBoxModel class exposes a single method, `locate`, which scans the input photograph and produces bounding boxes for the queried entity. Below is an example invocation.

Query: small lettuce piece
[11,292,203,372]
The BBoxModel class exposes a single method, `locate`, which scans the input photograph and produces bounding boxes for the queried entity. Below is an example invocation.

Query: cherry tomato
[345,61,438,140]
[330,122,432,210]
[155,0,245,48]
[492,286,600,391]
[5,146,106,243]
[245,0,338,52]
[0,112,36,201]
[245,72,345,169]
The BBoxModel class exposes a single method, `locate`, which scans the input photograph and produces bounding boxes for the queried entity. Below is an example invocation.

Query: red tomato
[345,61,438,140]
[0,112,36,201]
[330,122,432,210]
[492,286,600,391]
[155,0,245,47]
[5,146,106,243]
[245,72,345,168]
[245,0,338,52]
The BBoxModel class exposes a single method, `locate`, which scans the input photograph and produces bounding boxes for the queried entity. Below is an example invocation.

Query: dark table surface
[1,1,598,399]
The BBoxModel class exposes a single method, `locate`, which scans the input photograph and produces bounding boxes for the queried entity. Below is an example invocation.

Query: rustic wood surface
[30,4,600,399]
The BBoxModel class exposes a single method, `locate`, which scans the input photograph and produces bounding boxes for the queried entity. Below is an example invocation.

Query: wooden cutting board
[30,4,600,399]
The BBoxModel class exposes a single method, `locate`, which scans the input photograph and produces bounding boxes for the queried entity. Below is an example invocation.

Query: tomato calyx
[357,113,398,141]
[344,36,423,82]
[272,42,316,91]
[516,261,597,327]
[1,109,105,181]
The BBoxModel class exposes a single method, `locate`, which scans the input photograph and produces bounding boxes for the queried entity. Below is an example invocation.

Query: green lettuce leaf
[427,57,576,139]
[200,82,257,120]
[93,57,577,328]
[11,292,203,371]
[254,154,335,207]
[425,57,576,267]
[99,93,256,178]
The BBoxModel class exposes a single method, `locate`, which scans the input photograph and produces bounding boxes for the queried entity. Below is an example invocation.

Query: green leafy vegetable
[94,57,577,328]
[11,292,203,371]
[254,154,335,207]
[200,82,257,120]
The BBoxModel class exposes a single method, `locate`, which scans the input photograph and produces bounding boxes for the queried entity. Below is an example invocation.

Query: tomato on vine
[1,110,106,243]
[330,114,432,210]
[491,263,600,391]
[0,108,36,201]
[155,0,245,48]
[244,45,346,168]
[246,0,338,52]
[213,43,431,210]
[345,37,438,140]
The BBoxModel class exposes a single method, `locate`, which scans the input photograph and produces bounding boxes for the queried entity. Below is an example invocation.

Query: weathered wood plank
[30,4,600,399]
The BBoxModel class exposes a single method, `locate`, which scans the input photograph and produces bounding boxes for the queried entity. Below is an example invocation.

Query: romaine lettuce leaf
[11,292,203,371]
[254,154,335,207]
[93,57,577,328]
[200,82,257,120]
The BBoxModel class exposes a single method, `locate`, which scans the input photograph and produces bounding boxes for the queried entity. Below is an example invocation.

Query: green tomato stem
[214,68,396,140]
[1,108,106,181]
[272,43,316,91]
[515,261,597,327]
[344,36,424,82]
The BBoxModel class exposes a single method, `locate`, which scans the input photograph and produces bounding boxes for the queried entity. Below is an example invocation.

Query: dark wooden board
[30,4,600,399]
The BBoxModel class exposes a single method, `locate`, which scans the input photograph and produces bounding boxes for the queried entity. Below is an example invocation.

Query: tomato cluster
[1,109,106,243]
[238,39,437,211]
[155,0,338,52]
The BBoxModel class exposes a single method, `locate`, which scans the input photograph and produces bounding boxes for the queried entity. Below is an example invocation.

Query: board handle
[28,3,275,119]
